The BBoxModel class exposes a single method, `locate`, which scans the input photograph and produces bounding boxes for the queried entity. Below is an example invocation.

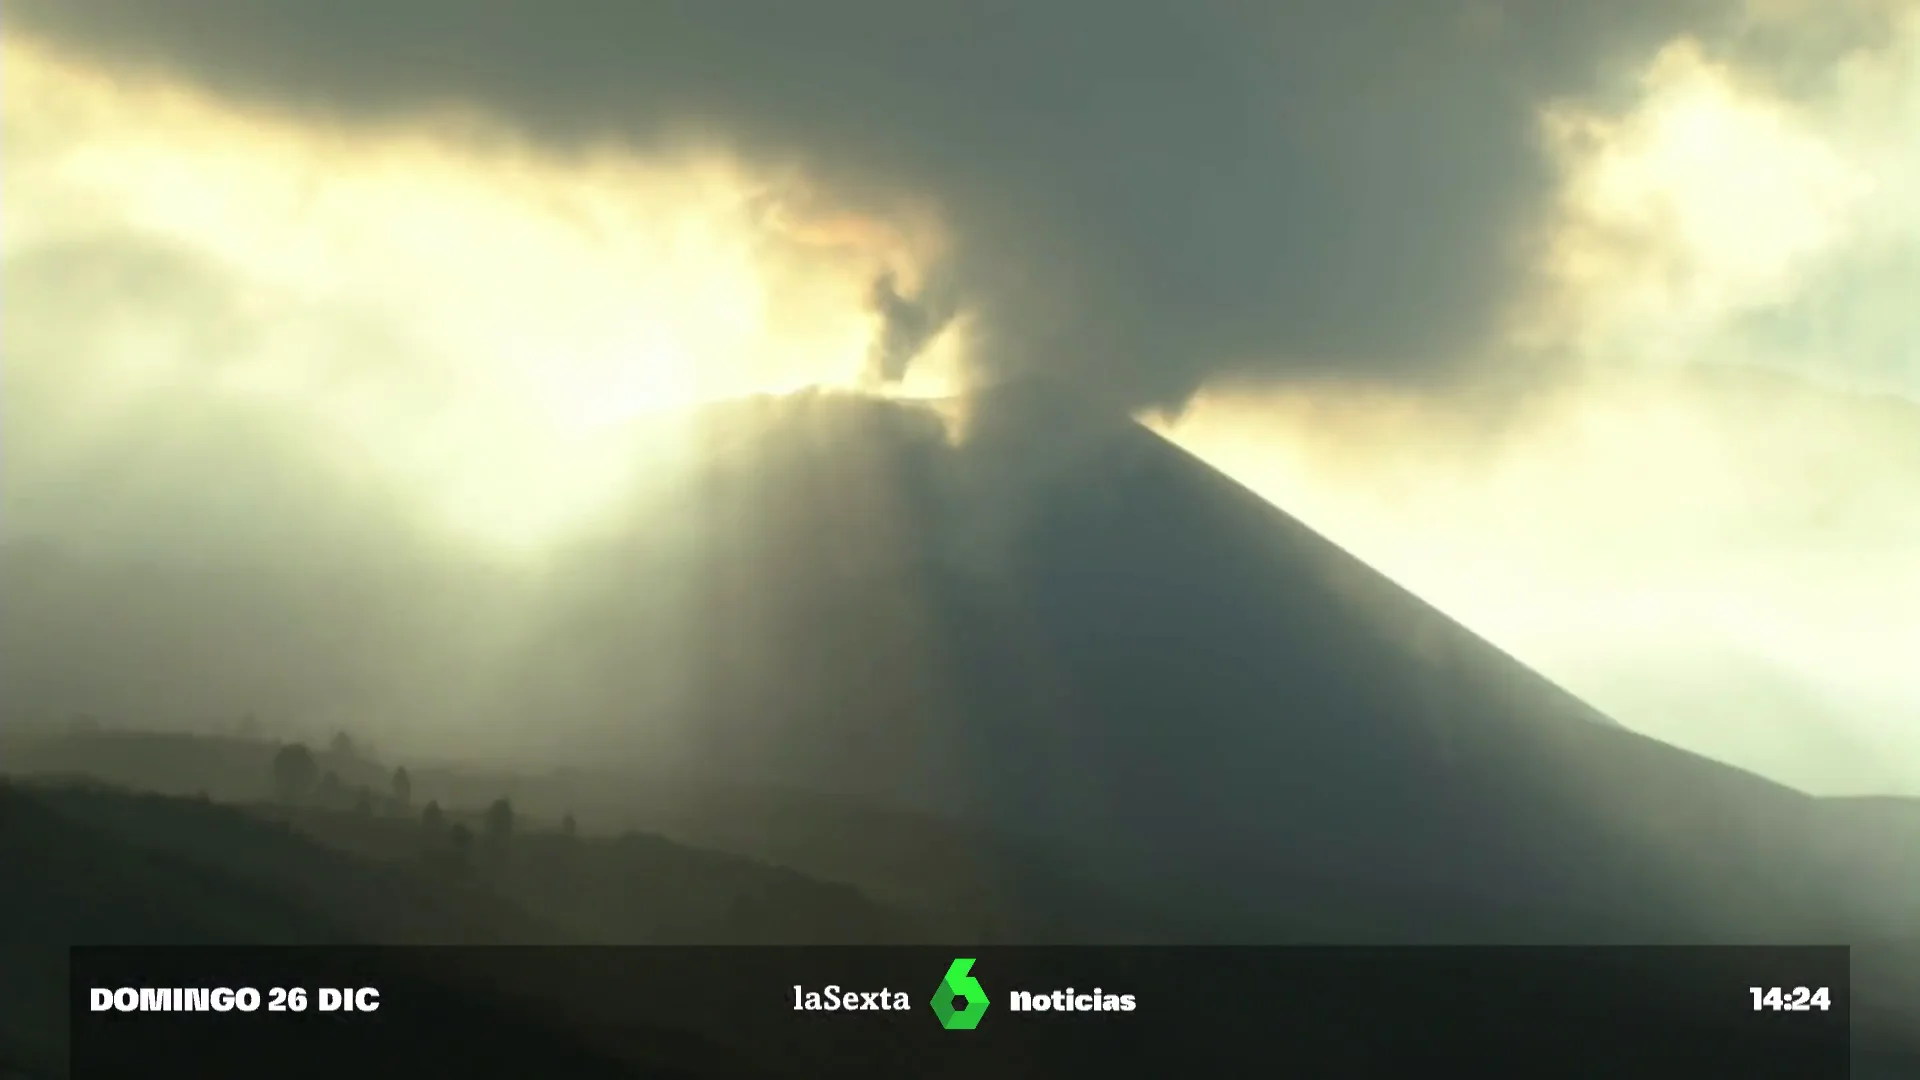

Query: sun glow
[2,37,958,556]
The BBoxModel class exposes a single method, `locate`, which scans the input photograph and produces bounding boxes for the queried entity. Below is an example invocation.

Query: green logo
[930,957,990,1030]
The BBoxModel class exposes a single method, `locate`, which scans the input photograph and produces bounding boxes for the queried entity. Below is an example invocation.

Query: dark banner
[71,945,1847,1078]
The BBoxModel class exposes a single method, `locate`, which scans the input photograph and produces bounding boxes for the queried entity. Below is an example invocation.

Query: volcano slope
[514,385,1905,947]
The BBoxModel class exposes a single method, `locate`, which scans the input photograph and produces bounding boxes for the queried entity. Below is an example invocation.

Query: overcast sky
[3,1,1916,792]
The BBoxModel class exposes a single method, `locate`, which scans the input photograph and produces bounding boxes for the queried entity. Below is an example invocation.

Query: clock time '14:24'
[1750,986,1831,1011]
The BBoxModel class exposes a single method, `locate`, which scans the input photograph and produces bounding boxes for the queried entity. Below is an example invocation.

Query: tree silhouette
[272,744,318,804]
[448,823,473,871]
[561,812,578,838]
[353,785,373,816]
[317,770,343,805]
[390,767,412,813]
[328,731,356,760]
[484,798,514,850]
[421,800,444,830]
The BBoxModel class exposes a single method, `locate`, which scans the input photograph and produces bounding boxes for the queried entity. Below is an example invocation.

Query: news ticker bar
[72,945,1849,1079]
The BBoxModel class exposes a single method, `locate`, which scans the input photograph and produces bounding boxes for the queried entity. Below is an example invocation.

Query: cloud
[6,0,1778,410]
[0,230,439,563]
[1529,16,1920,400]
[1144,7,1920,792]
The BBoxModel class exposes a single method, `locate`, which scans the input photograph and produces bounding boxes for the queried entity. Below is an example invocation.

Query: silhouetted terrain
[0,728,1106,940]
[0,778,549,1076]
[7,770,1917,1077]
[0,775,926,1077]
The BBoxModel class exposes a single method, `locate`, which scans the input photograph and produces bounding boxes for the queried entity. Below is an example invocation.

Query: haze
[3,1,1915,794]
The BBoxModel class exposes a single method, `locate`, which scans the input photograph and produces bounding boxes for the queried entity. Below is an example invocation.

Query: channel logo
[929,958,991,1030]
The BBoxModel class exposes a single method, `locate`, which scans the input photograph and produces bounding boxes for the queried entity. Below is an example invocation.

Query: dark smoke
[4,0,1787,411]
[864,271,955,386]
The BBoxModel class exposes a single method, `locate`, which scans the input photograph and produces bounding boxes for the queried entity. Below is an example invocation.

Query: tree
[328,731,356,760]
[483,798,514,851]
[317,770,344,805]
[390,767,412,813]
[353,785,373,816]
[272,743,318,804]
[421,800,444,830]
[560,812,578,838]
[448,823,473,870]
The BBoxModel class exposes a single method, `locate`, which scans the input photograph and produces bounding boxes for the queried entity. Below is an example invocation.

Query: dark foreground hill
[0,779,571,1077]
[6,776,1916,1078]
[0,729,1096,940]
[0,778,938,1078]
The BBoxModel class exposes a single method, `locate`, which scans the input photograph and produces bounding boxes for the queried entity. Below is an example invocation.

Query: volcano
[509,382,1900,944]
[4,378,1909,946]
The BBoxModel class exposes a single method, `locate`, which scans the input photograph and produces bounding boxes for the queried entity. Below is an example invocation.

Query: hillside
[0,729,1071,939]
[1,768,925,944]
[0,774,938,1077]
[0,779,575,1077]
